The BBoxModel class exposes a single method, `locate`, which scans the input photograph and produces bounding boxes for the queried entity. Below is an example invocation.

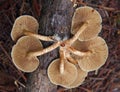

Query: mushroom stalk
[68,22,88,44]
[59,48,65,74]
[67,56,78,65]
[28,42,60,57]
[24,30,54,41]
[65,51,78,64]
[67,46,91,56]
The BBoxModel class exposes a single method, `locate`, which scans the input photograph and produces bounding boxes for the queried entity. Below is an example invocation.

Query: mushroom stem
[59,48,65,74]
[24,30,54,41]
[68,22,88,44]
[67,56,78,65]
[28,42,60,57]
[67,46,91,56]
[65,51,78,64]
[71,0,77,7]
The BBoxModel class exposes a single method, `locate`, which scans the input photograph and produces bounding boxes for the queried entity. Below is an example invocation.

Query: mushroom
[11,36,60,72]
[47,59,78,87]
[47,47,78,87]
[11,15,53,42]
[47,22,91,87]
[11,36,43,72]
[64,66,87,88]
[10,7,108,88]
[63,52,88,88]
[71,6,102,41]
[70,36,108,72]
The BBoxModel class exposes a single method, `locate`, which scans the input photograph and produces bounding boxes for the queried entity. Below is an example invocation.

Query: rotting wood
[25,0,74,92]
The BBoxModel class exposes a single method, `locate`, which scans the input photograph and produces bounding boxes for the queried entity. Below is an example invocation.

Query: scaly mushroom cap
[65,66,87,88]
[71,36,108,72]
[11,36,43,72]
[48,59,78,87]
[11,15,39,41]
[71,6,102,41]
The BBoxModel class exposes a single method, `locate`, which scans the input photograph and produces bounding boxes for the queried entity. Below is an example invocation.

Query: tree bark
[25,0,74,92]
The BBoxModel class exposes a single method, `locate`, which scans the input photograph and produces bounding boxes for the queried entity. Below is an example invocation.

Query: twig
[0,42,12,62]
[89,77,104,81]
[77,2,116,11]
[4,14,13,26]
[0,42,27,82]
[14,80,26,88]
[20,0,26,15]
[79,86,92,92]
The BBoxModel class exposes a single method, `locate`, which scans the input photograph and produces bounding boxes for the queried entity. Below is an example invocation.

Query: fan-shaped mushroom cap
[11,15,39,41]
[71,6,102,41]
[71,37,108,72]
[11,36,43,72]
[65,66,87,88]
[48,59,77,87]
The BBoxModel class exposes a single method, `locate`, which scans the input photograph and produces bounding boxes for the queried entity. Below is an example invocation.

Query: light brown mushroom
[47,58,78,87]
[48,47,78,87]
[10,7,108,88]
[64,66,87,88]
[11,36,43,72]
[11,36,60,72]
[71,6,102,41]
[63,52,88,88]
[11,15,53,42]
[70,36,108,72]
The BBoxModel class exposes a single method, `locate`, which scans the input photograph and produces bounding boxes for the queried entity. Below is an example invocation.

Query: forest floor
[0,0,120,92]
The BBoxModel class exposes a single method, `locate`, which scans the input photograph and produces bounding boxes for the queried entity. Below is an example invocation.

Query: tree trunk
[25,0,74,92]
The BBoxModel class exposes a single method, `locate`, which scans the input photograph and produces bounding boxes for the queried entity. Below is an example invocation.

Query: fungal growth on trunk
[11,15,53,42]
[11,36,43,72]
[71,36,108,72]
[11,6,108,89]
[71,6,102,41]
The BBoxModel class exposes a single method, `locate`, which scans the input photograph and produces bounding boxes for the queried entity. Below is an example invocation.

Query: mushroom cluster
[11,6,108,89]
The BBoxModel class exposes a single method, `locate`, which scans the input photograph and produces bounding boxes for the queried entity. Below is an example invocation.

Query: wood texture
[25,0,74,92]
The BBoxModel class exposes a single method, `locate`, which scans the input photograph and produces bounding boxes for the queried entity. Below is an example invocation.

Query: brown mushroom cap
[71,36,108,72]
[11,15,39,41]
[48,59,78,87]
[65,66,88,88]
[71,6,102,41]
[11,36,43,72]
